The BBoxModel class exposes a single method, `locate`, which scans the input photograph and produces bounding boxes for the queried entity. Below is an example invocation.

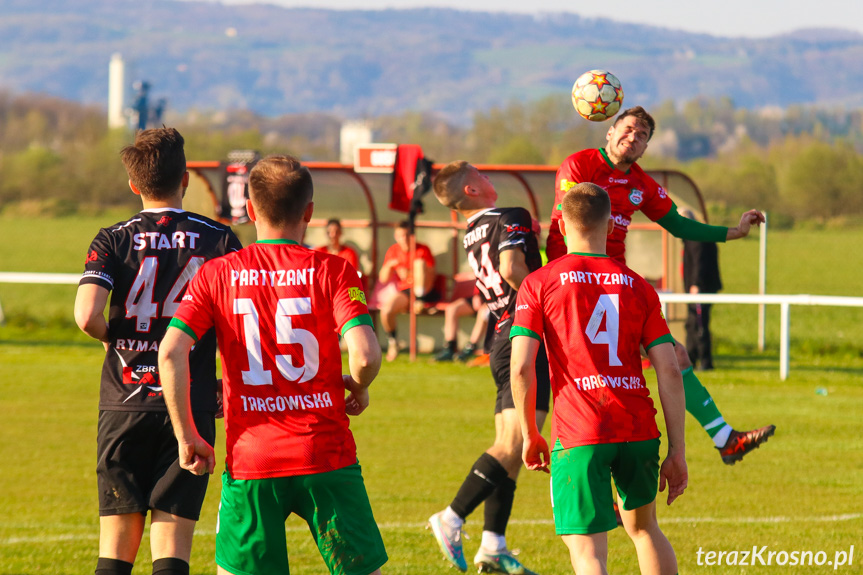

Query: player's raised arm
[158,327,215,476]
[647,341,688,504]
[726,209,767,241]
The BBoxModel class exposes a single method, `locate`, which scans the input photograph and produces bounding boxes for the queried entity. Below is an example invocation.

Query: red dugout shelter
[185,159,708,358]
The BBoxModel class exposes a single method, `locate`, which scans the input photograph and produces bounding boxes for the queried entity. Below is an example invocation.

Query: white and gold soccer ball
[571,70,624,122]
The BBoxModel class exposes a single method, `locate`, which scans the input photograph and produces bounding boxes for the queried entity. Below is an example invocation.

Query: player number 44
[467,242,504,299]
[125,256,205,332]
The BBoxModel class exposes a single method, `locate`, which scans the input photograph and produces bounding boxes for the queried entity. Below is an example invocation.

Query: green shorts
[550,438,660,535]
[215,463,388,575]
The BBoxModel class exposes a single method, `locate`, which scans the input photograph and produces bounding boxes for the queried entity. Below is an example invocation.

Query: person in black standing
[681,208,722,371]
[74,127,242,575]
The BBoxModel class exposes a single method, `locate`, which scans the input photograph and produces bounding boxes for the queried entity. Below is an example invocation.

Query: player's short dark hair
[561,183,611,231]
[248,155,313,226]
[120,127,187,201]
[326,218,342,228]
[432,160,471,209]
[614,106,656,140]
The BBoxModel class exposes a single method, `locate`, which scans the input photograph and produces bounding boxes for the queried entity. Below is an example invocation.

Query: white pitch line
[3,514,861,545]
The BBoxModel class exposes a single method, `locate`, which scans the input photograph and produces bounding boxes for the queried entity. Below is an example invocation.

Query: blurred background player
[511,183,687,575]
[546,106,774,465]
[680,208,722,371]
[74,127,242,575]
[434,292,488,362]
[429,161,550,574]
[378,220,439,361]
[315,217,361,273]
[158,155,387,575]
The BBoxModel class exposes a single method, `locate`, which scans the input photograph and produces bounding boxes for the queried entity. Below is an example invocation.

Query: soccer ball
[571,70,624,122]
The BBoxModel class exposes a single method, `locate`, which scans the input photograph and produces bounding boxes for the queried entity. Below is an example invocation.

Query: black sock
[95,558,133,575]
[483,476,517,534]
[446,340,457,352]
[152,557,190,575]
[387,330,397,339]
[450,453,509,519]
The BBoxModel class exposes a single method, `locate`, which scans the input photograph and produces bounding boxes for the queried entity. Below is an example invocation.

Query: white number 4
[585,294,622,366]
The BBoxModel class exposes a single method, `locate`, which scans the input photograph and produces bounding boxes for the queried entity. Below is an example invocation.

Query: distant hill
[1,0,862,122]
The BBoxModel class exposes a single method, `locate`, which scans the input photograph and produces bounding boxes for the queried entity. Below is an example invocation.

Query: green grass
[1,350,862,574]
[1,216,862,573]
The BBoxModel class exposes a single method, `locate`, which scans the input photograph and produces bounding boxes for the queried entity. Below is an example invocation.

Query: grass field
[1,214,862,574]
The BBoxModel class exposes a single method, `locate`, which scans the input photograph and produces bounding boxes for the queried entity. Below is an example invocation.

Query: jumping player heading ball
[547,106,775,464]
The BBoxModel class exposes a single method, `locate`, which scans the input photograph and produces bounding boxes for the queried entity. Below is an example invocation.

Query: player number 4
[234,297,320,386]
[585,294,622,366]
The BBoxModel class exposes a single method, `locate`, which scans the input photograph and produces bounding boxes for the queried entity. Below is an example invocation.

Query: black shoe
[434,347,456,362]
[455,344,477,362]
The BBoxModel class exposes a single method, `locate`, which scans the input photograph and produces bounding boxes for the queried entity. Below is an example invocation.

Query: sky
[211,0,863,38]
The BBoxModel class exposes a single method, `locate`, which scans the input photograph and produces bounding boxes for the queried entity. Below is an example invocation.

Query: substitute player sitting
[158,155,388,575]
[547,106,774,464]
[511,183,688,575]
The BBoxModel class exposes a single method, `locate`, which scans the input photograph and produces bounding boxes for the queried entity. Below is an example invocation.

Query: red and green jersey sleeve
[628,162,674,223]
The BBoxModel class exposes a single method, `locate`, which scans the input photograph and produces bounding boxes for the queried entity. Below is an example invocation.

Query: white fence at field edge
[1,272,862,381]
[658,293,863,380]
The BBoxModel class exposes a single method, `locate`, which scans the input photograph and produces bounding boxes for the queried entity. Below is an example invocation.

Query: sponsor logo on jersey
[658,186,668,199]
[629,189,644,205]
[156,215,173,226]
[609,176,629,184]
[114,349,163,401]
[348,287,367,305]
[505,223,531,234]
[612,213,631,228]
[559,179,577,192]
[516,304,529,311]
[86,250,99,264]
[494,310,512,333]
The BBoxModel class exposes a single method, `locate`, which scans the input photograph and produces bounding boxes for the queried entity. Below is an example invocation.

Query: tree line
[1,91,862,226]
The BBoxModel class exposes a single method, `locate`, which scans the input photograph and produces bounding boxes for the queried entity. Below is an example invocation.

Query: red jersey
[547,148,673,263]
[171,240,372,479]
[382,242,435,291]
[512,253,673,448]
[315,244,360,272]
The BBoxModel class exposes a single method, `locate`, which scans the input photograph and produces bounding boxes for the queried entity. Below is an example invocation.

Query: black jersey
[80,208,242,412]
[463,207,542,349]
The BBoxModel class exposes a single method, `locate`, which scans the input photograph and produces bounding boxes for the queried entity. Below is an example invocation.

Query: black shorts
[96,410,215,519]
[489,335,550,414]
